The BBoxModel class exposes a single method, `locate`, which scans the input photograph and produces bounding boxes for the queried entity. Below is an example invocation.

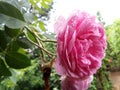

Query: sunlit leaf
[46,0,52,3]
[17,48,26,55]
[39,21,46,31]
[0,1,25,21]
[0,1,25,29]
[25,30,37,43]
[0,14,25,29]
[24,13,34,23]
[41,1,49,10]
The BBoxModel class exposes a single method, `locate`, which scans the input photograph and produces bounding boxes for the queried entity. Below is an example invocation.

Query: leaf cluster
[0,0,54,79]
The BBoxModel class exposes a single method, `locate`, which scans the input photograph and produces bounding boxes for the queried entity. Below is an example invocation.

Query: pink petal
[61,75,93,90]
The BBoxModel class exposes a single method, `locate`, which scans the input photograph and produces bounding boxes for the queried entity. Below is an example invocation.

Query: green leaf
[39,21,46,31]
[25,30,37,43]
[5,52,31,69]
[0,30,11,51]
[0,1,25,21]
[7,41,20,52]
[29,0,35,6]
[41,1,49,10]
[0,58,11,77]
[0,14,25,29]
[17,38,31,49]
[36,6,47,15]
[46,0,52,3]
[5,26,20,37]
[0,24,4,31]
[18,0,31,9]
[0,1,25,29]
[24,13,34,23]
[17,48,26,55]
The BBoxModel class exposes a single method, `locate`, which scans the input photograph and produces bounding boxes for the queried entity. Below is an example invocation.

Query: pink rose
[54,10,107,90]
[61,75,93,90]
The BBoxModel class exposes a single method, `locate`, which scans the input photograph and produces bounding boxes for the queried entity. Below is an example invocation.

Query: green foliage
[4,27,20,38]
[0,58,11,77]
[5,52,31,69]
[0,1,25,29]
[0,30,10,51]
[29,0,53,31]
[16,61,44,90]
[0,0,56,90]
[25,30,37,43]
[0,60,60,90]
[29,0,52,16]
[0,1,24,21]
[0,61,43,90]
[0,25,31,77]
[0,0,53,78]
[105,19,120,70]
[50,68,60,90]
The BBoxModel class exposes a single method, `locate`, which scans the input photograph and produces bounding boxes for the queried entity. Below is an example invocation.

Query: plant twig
[41,58,55,90]
[36,36,45,62]
[42,39,57,43]
[25,31,55,58]
[24,26,57,90]
[27,33,55,57]
[31,28,57,43]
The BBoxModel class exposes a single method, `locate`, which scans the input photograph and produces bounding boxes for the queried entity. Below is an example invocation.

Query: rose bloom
[54,10,107,90]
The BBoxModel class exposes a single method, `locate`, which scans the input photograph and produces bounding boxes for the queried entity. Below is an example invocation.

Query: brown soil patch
[110,72,120,90]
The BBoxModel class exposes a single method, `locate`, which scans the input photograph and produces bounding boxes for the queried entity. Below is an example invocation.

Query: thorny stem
[43,68,51,90]
[25,26,57,43]
[24,26,56,90]
[41,59,55,90]
[24,26,56,58]
[34,31,56,43]
[25,26,45,61]
[42,39,56,43]
[35,34,45,61]
[25,32,55,57]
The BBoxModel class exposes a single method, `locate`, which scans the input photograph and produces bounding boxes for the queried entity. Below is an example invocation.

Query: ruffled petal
[61,75,93,90]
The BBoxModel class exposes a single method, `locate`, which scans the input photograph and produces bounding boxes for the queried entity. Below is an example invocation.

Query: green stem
[34,32,56,43]
[36,36,45,61]
[24,28,55,57]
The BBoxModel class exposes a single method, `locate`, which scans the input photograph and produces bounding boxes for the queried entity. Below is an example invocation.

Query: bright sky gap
[47,0,120,32]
